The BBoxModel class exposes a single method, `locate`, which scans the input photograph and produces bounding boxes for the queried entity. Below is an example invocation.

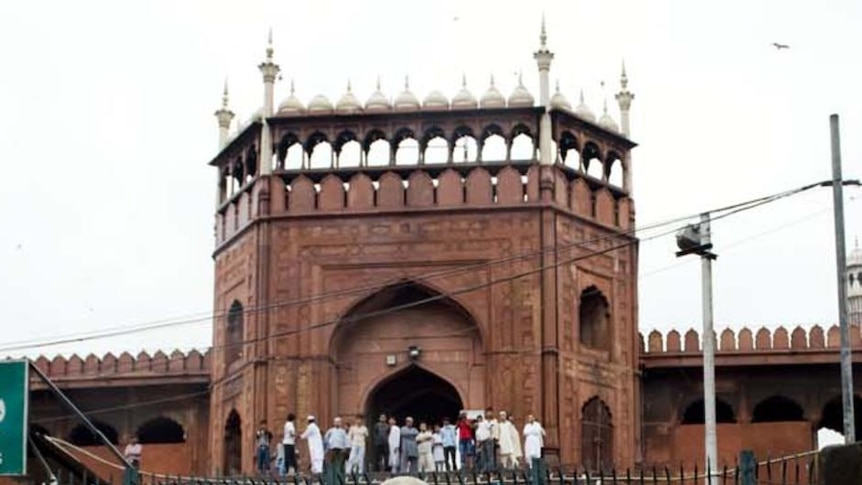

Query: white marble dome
[277,81,305,115]
[507,75,534,108]
[549,81,571,111]
[394,78,421,111]
[479,77,506,109]
[574,89,596,122]
[335,82,362,114]
[452,75,478,110]
[307,94,333,114]
[423,90,450,110]
[365,79,391,112]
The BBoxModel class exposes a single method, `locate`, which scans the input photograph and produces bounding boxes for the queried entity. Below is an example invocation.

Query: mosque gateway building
[209,23,638,472]
[22,21,862,480]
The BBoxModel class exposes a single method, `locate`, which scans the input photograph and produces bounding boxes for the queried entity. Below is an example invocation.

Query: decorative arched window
[751,395,804,422]
[225,300,244,368]
[579,286,610,350]
[581,397,613,472]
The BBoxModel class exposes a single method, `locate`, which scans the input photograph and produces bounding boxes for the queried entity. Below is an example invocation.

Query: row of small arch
[31,349,211,376]
[679,394,862,434]
[640,325,862,353]
[33,416,187,446]
[219,124,626,191]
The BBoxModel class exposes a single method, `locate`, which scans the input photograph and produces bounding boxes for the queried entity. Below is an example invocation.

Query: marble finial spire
[540,13,547,49]
[621,59,629,89]
[461,73,467,87]
[266,27,274,60]
[221,78,229,108]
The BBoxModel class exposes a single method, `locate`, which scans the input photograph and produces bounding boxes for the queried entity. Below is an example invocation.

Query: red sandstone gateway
[22,21,862,480]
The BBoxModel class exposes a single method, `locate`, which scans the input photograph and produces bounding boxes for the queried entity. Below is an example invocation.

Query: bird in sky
[772,42,790,50]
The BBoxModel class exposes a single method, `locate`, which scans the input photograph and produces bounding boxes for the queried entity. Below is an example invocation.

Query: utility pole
[829,114,855,443]
[676,214,718,483]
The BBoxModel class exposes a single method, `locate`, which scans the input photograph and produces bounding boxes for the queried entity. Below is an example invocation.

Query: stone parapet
[28,349,211,384]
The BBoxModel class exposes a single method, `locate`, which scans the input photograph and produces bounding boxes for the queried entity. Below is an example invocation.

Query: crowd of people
[253,409,547,477]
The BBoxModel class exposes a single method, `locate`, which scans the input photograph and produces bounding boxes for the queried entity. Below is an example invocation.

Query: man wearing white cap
[300,415,324,474]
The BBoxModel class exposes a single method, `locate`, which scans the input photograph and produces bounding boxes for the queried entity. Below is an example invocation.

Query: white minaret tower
[533,15,554,106]
[615,60,634,138]
[534,15,555,166]
[848,238,862,327]
[615,62,635,193]
[258,28,280,175]
[214,80,235,150]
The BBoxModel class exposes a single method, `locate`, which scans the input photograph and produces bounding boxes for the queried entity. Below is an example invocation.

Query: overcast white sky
[0,0,860,358]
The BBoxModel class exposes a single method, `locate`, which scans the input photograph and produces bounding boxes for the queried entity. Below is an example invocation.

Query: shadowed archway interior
[367,365,463,427]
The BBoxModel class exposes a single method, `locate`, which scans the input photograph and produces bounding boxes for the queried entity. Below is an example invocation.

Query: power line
[0,180,829,354]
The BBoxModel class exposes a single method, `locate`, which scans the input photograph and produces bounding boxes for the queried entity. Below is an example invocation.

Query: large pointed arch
[329,279,485,354]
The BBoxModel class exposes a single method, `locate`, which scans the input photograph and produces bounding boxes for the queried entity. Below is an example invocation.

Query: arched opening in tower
[366,365,463,427]
[223,409,242,475]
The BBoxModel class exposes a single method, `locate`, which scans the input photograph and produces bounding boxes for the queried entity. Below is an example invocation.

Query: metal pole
[700,212,718,484]
[829,113,856,443]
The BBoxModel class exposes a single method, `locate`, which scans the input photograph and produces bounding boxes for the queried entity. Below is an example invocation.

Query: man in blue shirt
[440,417,458,471]
[324,417,349,483]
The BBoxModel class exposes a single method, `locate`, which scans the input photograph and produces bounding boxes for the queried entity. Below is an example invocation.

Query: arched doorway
[332,281,484,421]
[223,410,241,475]
[367,365,463,426]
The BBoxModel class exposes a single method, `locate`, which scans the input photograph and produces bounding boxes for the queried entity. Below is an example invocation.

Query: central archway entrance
[367,365,463,426]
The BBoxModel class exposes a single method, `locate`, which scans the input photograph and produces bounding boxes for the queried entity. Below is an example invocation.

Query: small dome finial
[490,74,496,86]
[579,88,585,104]
[376,76,382,91]
[462,73,467,87]
[290,78,295,94]
[555,79,561,93]
[347,79,352,92]
[404,75,410,90]
[621,59,629,89]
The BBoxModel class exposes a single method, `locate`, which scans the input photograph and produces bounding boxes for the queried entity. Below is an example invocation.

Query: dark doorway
[581,397,613,472]
[223,409,242,475]
[367,365,463,428]
[68,420,119,446]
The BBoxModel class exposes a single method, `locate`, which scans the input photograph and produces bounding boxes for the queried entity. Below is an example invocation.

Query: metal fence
[32,451,821,485]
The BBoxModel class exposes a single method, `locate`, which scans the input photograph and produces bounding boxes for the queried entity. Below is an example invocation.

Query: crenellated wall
[640,325,862,355]
[29,349,211,387]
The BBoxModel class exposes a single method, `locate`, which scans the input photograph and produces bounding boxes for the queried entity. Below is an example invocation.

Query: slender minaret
[534,15,555,166]
[214,80,235,150]
[615,60,634,137]
[533,14,554,106]
[615,62,635,193]
[258,28,280,175]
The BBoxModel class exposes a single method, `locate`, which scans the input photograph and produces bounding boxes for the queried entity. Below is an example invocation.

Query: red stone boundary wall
[28,349,211,380]
[639,325,862,354]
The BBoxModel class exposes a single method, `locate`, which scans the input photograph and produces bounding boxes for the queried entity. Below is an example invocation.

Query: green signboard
[0,360,28,476]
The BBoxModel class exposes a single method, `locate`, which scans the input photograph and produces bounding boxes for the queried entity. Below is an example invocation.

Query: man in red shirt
[456,412,475,470]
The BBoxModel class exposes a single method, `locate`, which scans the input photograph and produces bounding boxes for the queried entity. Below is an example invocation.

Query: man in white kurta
[522,415,545,468]
[301,416,324,474]
[387,417,401,473]
[497,411,522,469]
